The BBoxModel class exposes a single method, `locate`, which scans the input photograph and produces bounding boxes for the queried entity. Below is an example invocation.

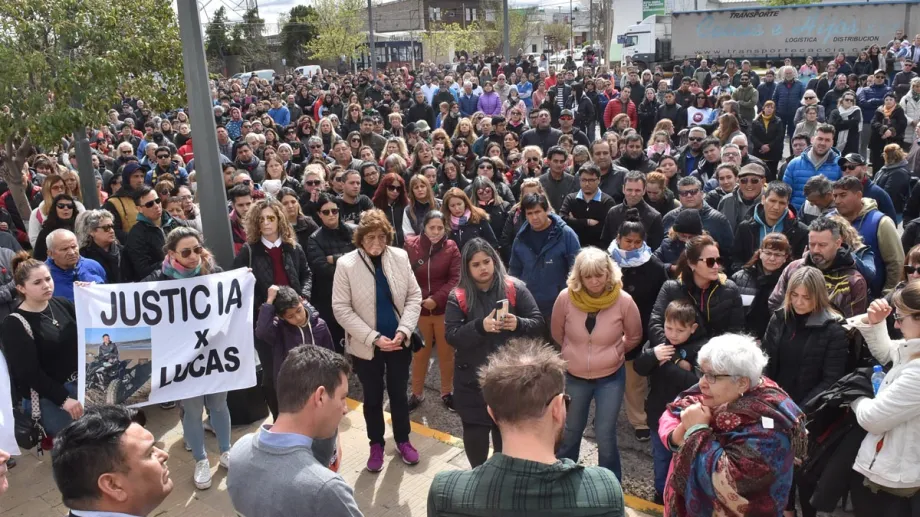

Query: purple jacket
[255,302,335,384]
[477,92,502,116]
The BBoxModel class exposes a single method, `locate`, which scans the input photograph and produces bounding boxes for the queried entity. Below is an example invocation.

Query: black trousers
[254,337,279,420]
[352,346,412,446]
[850,473,920,517]
[462,422,503,468]
[786,471,818,517]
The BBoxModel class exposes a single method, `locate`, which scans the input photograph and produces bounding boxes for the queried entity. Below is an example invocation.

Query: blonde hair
[566,247,622,293]
[783,265,839,318]
[303,163,327,182]
[826,214,865,249]
[883,143,906,165]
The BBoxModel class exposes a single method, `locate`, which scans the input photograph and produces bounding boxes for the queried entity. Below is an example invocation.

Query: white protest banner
[0,353,19,455]
[75,269,256,408]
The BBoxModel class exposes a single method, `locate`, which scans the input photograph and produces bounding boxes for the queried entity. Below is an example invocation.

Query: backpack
[454,277,517,316]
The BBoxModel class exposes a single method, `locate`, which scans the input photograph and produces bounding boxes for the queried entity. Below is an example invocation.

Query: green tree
[0,0,184,221]
[236,7,268,69]
[482,3,540,56]
[280,5,318,65]
[305,0,367,65]
[205,6,231,62]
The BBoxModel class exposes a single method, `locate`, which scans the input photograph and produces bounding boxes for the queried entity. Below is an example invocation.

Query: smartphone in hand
[494,299,509,320]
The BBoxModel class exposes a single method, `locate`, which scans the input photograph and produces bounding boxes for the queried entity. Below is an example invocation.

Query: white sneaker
[193,459,212,490]
[184,441,192,452]
[219,451,230,469]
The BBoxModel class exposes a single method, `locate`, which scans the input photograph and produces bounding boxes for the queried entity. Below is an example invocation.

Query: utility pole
[462,3,466,29]
[503,0,510,60]
[569,0,574,50]
[589,0,593,46]
[367,0,377,76]
[176,0,234,269]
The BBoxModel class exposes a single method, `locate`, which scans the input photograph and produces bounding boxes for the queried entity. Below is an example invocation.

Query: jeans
[23,381,77,436]
[352,346,412,445]
[557,368,626,480]
[650,427,672,496]
[462,422,502,468]
[181,392,232,462]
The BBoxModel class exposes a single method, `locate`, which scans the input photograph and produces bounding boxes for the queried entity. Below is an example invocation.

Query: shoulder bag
[9,313,47,453]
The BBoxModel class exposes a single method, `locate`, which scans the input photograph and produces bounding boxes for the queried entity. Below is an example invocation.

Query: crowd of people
[4,36,920,517]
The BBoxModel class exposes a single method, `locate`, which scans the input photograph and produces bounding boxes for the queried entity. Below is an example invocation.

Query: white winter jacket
[847,317,920,489]
[899,93,920,144]
[332,247,422,360]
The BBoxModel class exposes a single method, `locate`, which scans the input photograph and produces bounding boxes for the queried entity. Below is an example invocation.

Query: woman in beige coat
[332,209,422,473]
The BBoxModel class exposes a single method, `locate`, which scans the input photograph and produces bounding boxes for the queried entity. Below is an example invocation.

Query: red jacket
[405,234,461,316]
[603,97,638,129]
[178,139,194,165]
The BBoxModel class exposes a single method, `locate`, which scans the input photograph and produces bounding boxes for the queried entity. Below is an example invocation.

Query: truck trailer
[622,0,920,69]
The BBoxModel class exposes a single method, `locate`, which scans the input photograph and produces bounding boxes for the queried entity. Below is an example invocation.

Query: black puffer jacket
[872,159,911,216]
[731,262,787,339]
[80,242,132,285]
[379,202,407,248]
[762,308,849,405]
[619,255,669,359]
[291,215,319,249]
[449,219,498,253]
[125,215,188,281]
[233,240,312,309]
[732,204,808,273]
[444,278,544,426]
[305,223,356,346]
[634,335,705,430]
[649,276,744,346]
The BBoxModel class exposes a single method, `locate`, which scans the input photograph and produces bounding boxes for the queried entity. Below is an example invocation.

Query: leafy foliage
[304,0,367,63]
[205,6,232,62]
[544,22,572,52]
[421,23,483,64]
[280,5,319,65]
[480,2,541,56]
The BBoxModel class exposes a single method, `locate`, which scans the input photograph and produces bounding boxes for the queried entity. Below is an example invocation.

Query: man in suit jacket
[53,406,173,517]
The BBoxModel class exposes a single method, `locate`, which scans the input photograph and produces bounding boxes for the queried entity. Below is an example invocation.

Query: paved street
[3,399,660,517]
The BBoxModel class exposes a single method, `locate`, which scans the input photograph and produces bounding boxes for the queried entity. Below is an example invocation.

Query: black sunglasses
[97,224,115,232]
[238,179,252,186]
[320,208,339,216]
[386,185,402,192]
[179,245,204,259]
[699,256,724,268]
[679,188,700,197]
[905,265,920,275]
[140,198,161,208]
[545,392,572,410]
[305,180,322,186]
[57,203,75,210]
[157,154,171,159]
[688,137,703,142]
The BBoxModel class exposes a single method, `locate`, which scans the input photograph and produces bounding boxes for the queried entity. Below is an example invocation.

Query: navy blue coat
[508,214,581,318]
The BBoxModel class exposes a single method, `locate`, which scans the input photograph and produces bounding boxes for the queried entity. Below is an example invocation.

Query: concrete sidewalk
[2,400,661,517]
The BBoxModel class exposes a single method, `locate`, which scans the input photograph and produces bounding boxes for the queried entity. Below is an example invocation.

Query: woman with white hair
[658,334,807,517]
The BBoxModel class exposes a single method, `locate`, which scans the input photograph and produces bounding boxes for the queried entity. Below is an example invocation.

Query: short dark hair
[579,162,601,178]
[276,345,351,414]
[816,123,836,137]
[664,299,697,326]
[521,193,550,212]
[804,175,832,197]
[236,142,252,151]
[272,285,303,315]
[792,134,811,146]
[833,175,863,193]
[361,115,374,124]
[715,163,739,177]
[764,181,792,200]
[132,185,155,204]
[227,184,252,204]
[623,133,643,146]
[546,145,568,160]
[700,137,721,151]
[52,405,139,507]
[624,170,646,186]
[478,338,565,424]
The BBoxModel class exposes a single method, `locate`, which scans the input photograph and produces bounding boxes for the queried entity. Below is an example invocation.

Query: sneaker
[635,428,651,442]
[184,441,192,452]
[159,401,177,410]
[407,394,423,412]
[193,459,212,490]
[441,393,455,412]
[654,492,664,505]
[219,451,230,469]
[203,419,216,435]
[367,443,385,472]
[396,441,420,465]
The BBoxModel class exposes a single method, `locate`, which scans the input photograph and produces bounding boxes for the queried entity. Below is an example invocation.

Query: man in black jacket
[559,163,615,248]
[600,171,664,250]
[657,90,685,136]
[558,109,590,148]
[732,181,808,272]
[520,110,562,155]
[614,134,657,174]
[126,186,187,281]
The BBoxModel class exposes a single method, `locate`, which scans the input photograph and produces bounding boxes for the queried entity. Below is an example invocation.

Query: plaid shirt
[427,453,624,517]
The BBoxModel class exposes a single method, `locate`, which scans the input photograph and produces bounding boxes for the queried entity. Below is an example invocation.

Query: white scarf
[836,105,861,147]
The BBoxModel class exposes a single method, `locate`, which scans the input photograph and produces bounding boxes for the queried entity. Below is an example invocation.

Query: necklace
[40,304,59,327]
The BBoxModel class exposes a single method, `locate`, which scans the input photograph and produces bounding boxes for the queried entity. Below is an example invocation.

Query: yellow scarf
[762,112,774,130]
[880,103,897,119]
[569,283,622,313]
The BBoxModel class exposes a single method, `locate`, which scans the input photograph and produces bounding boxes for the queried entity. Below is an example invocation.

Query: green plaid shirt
[427,453,624,517]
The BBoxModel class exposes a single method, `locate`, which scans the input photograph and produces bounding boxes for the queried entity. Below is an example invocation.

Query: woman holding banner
[1,252,81,441]
[232,198,312,420]
[332,209,422,474]
[144,226,232,491]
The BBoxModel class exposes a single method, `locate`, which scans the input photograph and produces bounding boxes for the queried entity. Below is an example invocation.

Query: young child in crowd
[633,299,707,504]
[165,196,185,221]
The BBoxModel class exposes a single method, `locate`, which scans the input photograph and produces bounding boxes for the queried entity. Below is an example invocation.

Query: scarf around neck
[450,209,471,230]
[880,103,897,119]
[837,104,860,146]
[609,242,653,268]
[162,256,201,279]
[569,283,622,313]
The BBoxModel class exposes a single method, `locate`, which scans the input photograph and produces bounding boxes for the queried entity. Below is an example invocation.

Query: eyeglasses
[688,137,703,142]
[739,176,761,185]
[305,180,322,186]
[260,215,278,223]
[545,392,572,410]
[760,250,786,260]
[157,154,171,159]
[140,198,161,208]
[678,188,700,197]
[56,203,75,210]
[97,224,115,232]
[320,208,340,216]
[699,371,733,383]
[179,245,204,258]
[804,96,816,100]
[699,256,724,268]
[843,164,860,171]
[904,264,920,275]
[309,144,323,149]
[478,164,493,170]
[893,311,920,323]
[386,185,402,192]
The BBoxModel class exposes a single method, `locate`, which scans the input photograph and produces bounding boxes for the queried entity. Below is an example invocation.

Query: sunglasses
[350,138,360,143]
[688,137,703,142]
[739,177,761,185]
[678,188,700,197]
[905,265,920,275]
[843,164,860,170]
[309,144,323,149]
[157,154,171,159]
[140,198,161,208]
[698,256,724,268]
[545,392,572,410]
[804,96,816,100]
[320,208,339,216]
[178,245,204,258]
[305,180,322,186]
[260,215,278,223]
[56,203,75,210]
[478,164,493,170]
[386,185,402,192]
[97,224,115,232]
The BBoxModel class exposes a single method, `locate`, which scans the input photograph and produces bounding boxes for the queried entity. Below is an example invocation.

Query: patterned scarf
[609,242,653,268]
[450,209,471,231]
[162,256,201,279]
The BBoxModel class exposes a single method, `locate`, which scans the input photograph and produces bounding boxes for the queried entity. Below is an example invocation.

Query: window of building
[430,7,441,20]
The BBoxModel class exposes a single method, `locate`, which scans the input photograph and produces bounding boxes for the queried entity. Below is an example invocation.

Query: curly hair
[245,198,297,245]
[352,208,395,248]
[75,209,117,248]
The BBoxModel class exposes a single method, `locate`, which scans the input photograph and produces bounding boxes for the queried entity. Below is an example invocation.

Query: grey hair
[75,209,116,248]
[911,77,920,87]
[457,238,508,312]
[278,142,294,154]
[306,137,322,148]
[688,126,707,137]
[698,333,768,386]
[730,133,748,146]
[808,216,841,240]
[677,176,702,189]
[803,174,833,197]
[572,145,591,160]
[47,228,76,253]
[720,143,740,157]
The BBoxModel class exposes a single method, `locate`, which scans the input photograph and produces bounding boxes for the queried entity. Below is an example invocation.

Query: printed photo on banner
[84,327,153,406]
[75,269,257,408]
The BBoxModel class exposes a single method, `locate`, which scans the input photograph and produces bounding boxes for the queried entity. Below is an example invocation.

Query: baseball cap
[837,153,867,167]
[560,109,574,118]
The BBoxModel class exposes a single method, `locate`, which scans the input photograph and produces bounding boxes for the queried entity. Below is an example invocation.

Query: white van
[295,65,322,78]
[247,69,277,84]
